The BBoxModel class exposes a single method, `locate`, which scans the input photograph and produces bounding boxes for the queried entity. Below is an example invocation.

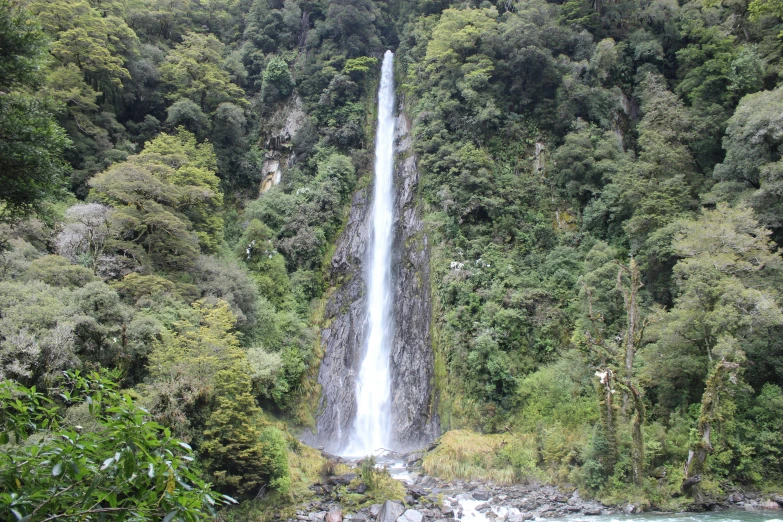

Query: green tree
[713,86,783,231]
[29,0,138,91]
[0,0,69,223]
[200,370,272,498]
[161,32,247,113]
[89,130,224,269]
[645,204,783,408]
[261,56,294,104]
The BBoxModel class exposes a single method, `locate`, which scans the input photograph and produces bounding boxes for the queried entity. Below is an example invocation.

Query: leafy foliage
[0,371,235,521]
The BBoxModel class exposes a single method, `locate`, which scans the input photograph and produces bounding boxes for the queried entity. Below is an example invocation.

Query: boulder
[326,510,343,522]
[355,483,367,494]
[378,501,405,522]
[473,490,492,501]
[331,474,357,485]
[397,510,424,522]
[406,453,423,465]
[728,493,744,503]
[370,505,382,518]
[408,487,426,499]
[584,509,603,516]
[759,501,781,511]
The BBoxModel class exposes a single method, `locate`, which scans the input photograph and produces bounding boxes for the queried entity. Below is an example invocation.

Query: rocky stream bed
[281,452,783,522]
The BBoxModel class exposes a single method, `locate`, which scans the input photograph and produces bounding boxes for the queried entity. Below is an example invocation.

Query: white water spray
[343,50,396,456]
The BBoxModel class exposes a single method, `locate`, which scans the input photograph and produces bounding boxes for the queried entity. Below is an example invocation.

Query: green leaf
[0,432,8,444]
[163,509,178,522]
[52,462,62,476]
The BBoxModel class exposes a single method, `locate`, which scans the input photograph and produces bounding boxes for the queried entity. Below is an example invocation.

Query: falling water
[343,50,396,456]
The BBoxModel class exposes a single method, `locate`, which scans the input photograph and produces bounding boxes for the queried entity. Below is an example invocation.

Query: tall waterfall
[343,50,396,456]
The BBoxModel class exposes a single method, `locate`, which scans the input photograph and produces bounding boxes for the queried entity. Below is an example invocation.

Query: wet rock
[565,506,581,512]
[473,490,492,501]
[623,504,641,514]
[728,492,744,503]
[759,501,781,511]
[773,494,783,507]
[378,501,405,522]
[475,503,491,512]
[406,453,423,465]
[418,476,436,488]
[327,510,343,522]
[507,514,524,522]
[330,474,357,486]
[408,487,426,499]
[440,505,454,516]
[311,512,327,522]
[388,113,440,450]
[584,509,603,516]
[397,509,423,522]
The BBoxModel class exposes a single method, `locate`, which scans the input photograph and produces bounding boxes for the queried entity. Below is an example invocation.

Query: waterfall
[343,50,396,456]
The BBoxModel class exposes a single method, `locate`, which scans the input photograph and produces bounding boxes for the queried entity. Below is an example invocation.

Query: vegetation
[2,0,783,515]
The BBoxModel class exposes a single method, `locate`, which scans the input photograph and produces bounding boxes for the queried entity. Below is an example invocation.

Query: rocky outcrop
[261,95,307,193]
[303,187,371,452]
[303,105,439,452]
[388,111,439,450]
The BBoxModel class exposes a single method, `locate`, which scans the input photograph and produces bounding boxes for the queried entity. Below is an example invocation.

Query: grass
[340,466,407,510]
[423,429,540,485]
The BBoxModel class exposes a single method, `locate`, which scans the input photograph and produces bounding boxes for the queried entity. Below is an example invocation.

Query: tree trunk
[597,368,617,474]
[628,383,645,486]
[683,360,740,487]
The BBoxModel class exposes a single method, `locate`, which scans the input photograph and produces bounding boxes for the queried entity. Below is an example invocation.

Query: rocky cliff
[303,108,439,453]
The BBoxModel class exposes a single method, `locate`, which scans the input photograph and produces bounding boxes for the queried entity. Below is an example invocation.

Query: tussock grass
[289,442,327,492]
[423,430,539,485]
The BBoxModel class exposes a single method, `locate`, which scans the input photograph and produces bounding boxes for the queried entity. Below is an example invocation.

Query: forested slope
[1,0,782,517]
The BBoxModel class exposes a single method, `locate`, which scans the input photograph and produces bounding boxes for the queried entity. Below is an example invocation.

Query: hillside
[1,0,783,519]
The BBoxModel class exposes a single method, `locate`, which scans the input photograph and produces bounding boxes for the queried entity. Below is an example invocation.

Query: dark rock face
[303,108,439,452]
[301,185,371,452]
[388,112,439,451]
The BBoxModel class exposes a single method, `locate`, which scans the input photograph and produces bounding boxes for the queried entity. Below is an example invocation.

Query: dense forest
[1,0,783,518]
